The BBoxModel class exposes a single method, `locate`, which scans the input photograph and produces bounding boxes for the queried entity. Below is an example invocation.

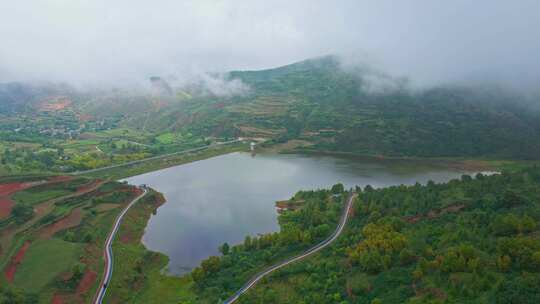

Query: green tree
[220,242,230,255]
[331,183,344,194]
[11,204,34,224]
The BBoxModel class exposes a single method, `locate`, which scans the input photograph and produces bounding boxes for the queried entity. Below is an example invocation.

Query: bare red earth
[39,208,83,239]
[0,197,15,219]
[0,182,41,218]
[76,180,102,193]
[51,294,65,304]
[119,231,134,244]
[4,241,31,282]
[76,270,97,294]
[0,182,35,195]
[403,204,466,224]
[39,96,72,111]
[135,188,144,196]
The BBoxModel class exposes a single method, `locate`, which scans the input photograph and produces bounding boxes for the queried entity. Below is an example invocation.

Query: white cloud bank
[1,0,539,92]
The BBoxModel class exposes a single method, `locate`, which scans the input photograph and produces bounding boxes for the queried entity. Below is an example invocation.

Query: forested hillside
[188,167,540,303]
[2,56,540,175]
[122,56,540,159]
[221,56,540,159]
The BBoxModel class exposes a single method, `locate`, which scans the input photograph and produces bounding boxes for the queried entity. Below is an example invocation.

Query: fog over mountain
[1,0,539,92]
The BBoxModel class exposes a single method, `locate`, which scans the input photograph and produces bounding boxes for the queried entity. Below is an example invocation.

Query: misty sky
[1,0,539,89]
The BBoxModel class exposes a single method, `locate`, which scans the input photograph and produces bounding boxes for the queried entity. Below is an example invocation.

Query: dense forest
[185,167,540,303]
[223,56,540,159]
[186,185,346,303]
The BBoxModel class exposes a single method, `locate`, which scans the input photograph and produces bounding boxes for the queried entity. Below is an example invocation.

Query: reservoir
[125,152,481,275]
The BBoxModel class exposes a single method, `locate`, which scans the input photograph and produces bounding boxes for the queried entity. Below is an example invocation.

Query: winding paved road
[91,138,246,303]
[93,188,148,304]
[224,192,357,304]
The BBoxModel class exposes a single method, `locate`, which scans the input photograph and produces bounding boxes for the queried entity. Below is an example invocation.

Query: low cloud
[1,1,539,95]
[190,73,250,97]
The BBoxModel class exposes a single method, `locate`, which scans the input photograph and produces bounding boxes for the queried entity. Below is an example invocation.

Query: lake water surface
[125,152,479,275]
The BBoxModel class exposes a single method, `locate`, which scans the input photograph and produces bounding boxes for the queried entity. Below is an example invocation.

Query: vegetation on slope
[186,167,540,303]
[223,56,540,159]
[103,190,197,303]
[185,185,347,303]
[2,56,540,177]
[0,176,144,303]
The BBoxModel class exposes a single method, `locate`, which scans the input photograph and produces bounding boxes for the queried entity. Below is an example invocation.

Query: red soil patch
[275,199,304,213]
[51,294,64,304]
[154,192,166,207]
[39,96,72,111]
[0,181,40,219]
[76,270,97,294]
[4,241,31,282]
[119,231,134,244]
[0,197,15,219]
[39,208,83,239]
[132,187,144,196]
[0,182,37,196]
[76,180,102,193]
[404,204,466,224]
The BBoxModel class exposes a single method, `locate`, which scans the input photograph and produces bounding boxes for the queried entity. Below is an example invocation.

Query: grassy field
[12,189,71,206]
[156,132,177,144]
[0,177,145,303]
[14,238,82,292]
[13,182,79,205]
[62,139,100,149]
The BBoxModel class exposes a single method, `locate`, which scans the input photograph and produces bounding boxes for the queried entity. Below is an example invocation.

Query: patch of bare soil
[0,197,15,219]
[1,181,104,260]
[4,240,31,282]
[38,208,83,239]
[51,294,65,304]
[404,204,466,224]
[39,96,72,111]
[76,180,102,194]
[0,181,43,219]
[119,231,134,244]
[76,270,97,294]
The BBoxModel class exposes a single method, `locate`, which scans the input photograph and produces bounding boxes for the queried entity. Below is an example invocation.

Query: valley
[3,2,540,303]
[0,57,539,304]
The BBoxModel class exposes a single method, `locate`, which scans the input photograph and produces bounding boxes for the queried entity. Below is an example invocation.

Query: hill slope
[1,55,540,174]
[215,56,540,159]
[186,167,540,304]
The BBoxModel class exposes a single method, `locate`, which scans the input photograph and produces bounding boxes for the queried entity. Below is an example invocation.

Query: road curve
[224,192,357,304]
[93,188,148,304]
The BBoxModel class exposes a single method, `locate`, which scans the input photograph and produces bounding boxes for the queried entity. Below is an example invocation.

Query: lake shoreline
[83,142,248,180]
[96,149,513,301]
[271,147,517,172]
[126,151,490,277]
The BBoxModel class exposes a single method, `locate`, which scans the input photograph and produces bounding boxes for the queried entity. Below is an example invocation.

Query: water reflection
[125,152,476,275]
